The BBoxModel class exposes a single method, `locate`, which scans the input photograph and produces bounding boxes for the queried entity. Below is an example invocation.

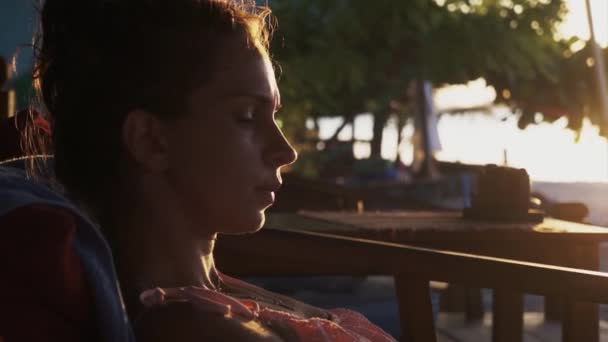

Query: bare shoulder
[134,302,284,342]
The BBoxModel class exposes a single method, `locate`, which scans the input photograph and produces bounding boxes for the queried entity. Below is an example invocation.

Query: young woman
[30,0,398,340]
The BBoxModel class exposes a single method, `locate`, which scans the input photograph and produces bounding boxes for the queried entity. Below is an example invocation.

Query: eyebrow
[223,92,282,110]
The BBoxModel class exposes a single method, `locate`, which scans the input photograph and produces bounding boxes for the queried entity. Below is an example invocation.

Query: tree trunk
[412,79,439,179]
[371,110,390,159]
[325,113,355,144]
[393,113,407,166]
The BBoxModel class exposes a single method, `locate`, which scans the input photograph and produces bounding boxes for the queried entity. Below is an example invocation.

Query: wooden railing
[216,228,608,342]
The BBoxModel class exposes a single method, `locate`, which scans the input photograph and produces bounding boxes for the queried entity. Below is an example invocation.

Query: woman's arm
[134,302,286,342]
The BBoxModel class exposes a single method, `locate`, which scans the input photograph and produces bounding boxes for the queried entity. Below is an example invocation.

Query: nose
[265,124,298,168]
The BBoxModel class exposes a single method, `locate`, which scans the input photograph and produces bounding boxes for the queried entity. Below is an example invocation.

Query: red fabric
[0,205,97,341]
[140,286,397,342]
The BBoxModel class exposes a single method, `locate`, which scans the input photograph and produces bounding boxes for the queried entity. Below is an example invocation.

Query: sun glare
[426,1,608,182]
[433,111,608,182]
[562,0,607,47]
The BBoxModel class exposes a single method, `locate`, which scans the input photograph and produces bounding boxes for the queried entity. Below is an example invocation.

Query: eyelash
[236,107,256,124]
[235,105,277,126]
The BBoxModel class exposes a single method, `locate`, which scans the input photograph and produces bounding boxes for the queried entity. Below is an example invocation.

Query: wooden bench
[216,227,608,342]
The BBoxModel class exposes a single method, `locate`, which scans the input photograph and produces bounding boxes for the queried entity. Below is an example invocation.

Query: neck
[105,184,221,312]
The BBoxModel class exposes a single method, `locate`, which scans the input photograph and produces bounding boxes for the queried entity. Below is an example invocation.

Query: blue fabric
[0,161,134,342]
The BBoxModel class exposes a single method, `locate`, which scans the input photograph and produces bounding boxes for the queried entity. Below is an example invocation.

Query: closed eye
[235,106,256,123]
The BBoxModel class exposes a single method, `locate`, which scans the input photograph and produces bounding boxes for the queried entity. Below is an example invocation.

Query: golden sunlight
[562,0,607,47]
[433,113,608,182]
[327,1,608,183]
[423,1,608,182]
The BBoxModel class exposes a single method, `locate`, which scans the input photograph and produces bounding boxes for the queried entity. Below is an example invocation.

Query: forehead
[207,44,279,105]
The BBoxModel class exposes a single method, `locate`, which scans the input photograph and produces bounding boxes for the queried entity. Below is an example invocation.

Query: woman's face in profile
[164,41,297,236]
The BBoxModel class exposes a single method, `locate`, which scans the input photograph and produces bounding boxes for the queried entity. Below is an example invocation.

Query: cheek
[169,118,252,175]
[166,120,266,232]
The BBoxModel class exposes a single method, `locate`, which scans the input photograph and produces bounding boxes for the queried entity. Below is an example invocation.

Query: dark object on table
[463,164,543,223]
[531,192,589,223]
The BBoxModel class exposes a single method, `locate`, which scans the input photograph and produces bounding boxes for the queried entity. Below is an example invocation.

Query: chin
[220,210,266,235]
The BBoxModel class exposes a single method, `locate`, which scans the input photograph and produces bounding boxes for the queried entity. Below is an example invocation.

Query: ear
[122,110,170,172]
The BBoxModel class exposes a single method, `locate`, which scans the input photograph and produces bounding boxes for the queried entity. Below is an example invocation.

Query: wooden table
[261,210,608,342]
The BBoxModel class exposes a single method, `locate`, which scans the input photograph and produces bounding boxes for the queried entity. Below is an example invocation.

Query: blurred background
[2,1,607,211]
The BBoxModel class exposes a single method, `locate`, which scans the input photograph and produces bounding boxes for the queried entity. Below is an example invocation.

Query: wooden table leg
[544,296,564,321]
[394,274,436,342]
[465,287,484,322]
[562,243,599,342]
[438,284,484,322]
[563,301,598,342]
[493,290,523,342]
[438,284,466,313]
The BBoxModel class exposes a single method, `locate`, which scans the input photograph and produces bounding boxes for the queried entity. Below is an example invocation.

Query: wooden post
[465,287,484,322]
[437,284,484,322]
[563,301,599,342]
[395,274,436,342]
[544,209,588,322]
[493,290,523,342]
[562,244,599,342]
[544,297,564,321]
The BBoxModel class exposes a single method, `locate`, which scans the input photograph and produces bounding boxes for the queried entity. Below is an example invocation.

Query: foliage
[269,0,606,149]
[491,44,608,136]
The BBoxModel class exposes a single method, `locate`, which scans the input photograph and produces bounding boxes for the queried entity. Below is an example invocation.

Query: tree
[270,0,605,166]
